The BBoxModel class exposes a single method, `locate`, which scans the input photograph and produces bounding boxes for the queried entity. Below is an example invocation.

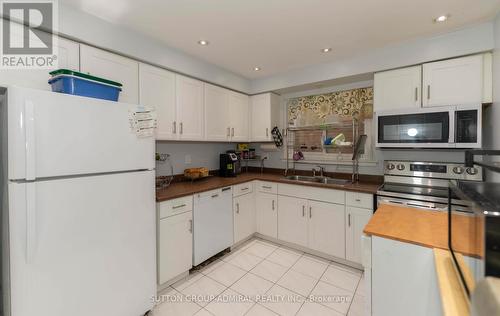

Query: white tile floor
[152,238,366,316]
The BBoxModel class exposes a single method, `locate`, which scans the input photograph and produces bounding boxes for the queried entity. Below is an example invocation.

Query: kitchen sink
[284,175,351,185]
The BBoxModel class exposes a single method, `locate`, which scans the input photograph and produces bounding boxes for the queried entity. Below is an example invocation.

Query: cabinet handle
[231,127,234,137]
[348,214,351,227]
[180,122,183,134]
[272,200,275,210]
[355,199,361,202]
[172,204,186,209]
[189,219,193,233]
[173,121,177,134]
[302,205,305,217]
[266,128,269,137]
[227,127,230,137]
[309,206,312,218]
[211,194,219,198]
[427,85,430,100]
[262,185,272,189]
[414,87,418,102]
[241,187,249,191]
[236,203,240,214]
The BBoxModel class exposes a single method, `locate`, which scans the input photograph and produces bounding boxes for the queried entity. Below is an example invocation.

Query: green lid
[49,69,122,87]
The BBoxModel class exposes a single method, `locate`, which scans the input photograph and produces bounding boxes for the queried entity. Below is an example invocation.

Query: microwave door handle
[449,110,455,144]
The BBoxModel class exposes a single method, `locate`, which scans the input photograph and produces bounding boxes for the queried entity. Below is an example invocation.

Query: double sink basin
[284,175,351,185]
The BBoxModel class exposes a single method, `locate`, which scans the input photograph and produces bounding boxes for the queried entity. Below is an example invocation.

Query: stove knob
[466,167,478,175]
[396,164,405,171]
[387,163,395,170]
[452,166,464,174]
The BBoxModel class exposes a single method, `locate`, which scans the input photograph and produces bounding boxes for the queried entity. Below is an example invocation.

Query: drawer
[346,191,373,209]
[233,182,254,197]
[278,183,345,204]
[158,195,193,219]
[256,181,278,194]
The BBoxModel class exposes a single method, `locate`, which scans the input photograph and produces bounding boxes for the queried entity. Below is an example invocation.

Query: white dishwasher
[193,186,233,266]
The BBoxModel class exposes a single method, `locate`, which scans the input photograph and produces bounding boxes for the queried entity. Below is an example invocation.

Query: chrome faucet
[312,165,325,177]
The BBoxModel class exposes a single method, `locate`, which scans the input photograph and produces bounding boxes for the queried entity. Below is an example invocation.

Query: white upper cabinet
[423,55,484,107]
[373,66,421,112]
[228,91,250,142]
[250,93,281,142]
[139,63,176,140]
[176,75,205,140]
[204,84,231,141]
[80,44,139,104]
[204,84,249,142]
[0,35,79,90]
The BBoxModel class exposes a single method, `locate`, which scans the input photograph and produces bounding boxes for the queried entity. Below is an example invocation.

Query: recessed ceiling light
[434,15,449,23]
[321,48,332,53]
[254,67,261,71]
[197,40,209,45]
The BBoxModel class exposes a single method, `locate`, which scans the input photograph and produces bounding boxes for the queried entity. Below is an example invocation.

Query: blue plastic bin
[48,75,122,101]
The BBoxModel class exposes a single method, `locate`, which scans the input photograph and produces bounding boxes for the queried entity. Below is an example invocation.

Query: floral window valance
[287,87,373,127]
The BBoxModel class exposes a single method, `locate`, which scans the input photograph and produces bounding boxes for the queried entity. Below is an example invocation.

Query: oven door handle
[378,197,448,212]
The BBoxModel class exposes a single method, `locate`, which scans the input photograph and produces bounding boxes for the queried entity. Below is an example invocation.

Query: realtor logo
[1,0,58,69]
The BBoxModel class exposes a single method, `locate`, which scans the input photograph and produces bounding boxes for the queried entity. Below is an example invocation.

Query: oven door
[376,108,454,148]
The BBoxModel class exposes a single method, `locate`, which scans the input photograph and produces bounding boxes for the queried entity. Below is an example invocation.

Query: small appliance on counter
[219,152,239,177]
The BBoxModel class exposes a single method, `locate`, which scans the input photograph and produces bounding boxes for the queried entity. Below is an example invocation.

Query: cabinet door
[139,63,177,140]
[250,94,272,141]
[345,206,372,264]
[233,192,256,244]
[204,84,230,141]
[373,66,421,112]
[308,200,345,258]
[176,75,204,140]
[277,195,308,247]
[229,92,249,142]
[0,35,79,90]
[256,192,277,238]
[80,44,139,104]
[423,55,483,107]
[158,212,193,285]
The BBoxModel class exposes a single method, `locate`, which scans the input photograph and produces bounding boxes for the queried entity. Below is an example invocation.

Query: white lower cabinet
[157,209,193,286]
[372,236,442,316]
[277,195,309,247]
[308,200,345,258]
[346,206,373,264]
[256,192,278,238]
[233,191,256,244]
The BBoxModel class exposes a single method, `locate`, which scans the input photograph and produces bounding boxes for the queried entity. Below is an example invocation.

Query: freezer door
[7,171,156,316]
[6,86,154,180]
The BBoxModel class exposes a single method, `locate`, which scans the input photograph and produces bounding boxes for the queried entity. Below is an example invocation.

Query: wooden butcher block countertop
[364,204,483,258]
[156,172,381,202]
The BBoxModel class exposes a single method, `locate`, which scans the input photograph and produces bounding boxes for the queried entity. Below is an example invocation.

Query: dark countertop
[156,172,382,202]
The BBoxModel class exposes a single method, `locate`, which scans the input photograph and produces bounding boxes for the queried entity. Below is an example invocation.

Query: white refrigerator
[0,86,156,316]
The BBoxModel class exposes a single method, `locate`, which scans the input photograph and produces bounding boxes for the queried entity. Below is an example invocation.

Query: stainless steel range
[377,160,483,212]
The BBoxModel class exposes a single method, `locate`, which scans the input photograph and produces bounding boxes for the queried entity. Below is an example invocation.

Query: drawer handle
[262,185,272,189]
[241,187,249,191]
[222,187,231,192]
[355,199,361,202]
[211,194,219,198]
[172,204,187,209]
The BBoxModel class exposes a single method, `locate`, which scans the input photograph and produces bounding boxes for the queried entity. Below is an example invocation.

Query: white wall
[155,142,235,176]
[57,4,251,93]
[484,13,500,182]
[251,22,494,94]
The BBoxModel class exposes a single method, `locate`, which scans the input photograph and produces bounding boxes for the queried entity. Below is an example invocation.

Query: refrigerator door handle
[26,182,36,263]
[25,100,36,180]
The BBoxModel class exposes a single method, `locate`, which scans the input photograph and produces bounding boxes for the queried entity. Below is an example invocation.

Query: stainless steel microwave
[375,105,482,148]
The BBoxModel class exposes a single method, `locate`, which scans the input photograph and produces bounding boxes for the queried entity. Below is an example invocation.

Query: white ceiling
[62,0,500,79]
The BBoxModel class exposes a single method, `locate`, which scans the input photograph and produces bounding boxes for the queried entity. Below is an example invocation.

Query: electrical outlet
[185,155,192,164]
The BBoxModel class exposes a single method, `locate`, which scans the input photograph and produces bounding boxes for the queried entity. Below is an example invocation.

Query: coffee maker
[219,153,238,177]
